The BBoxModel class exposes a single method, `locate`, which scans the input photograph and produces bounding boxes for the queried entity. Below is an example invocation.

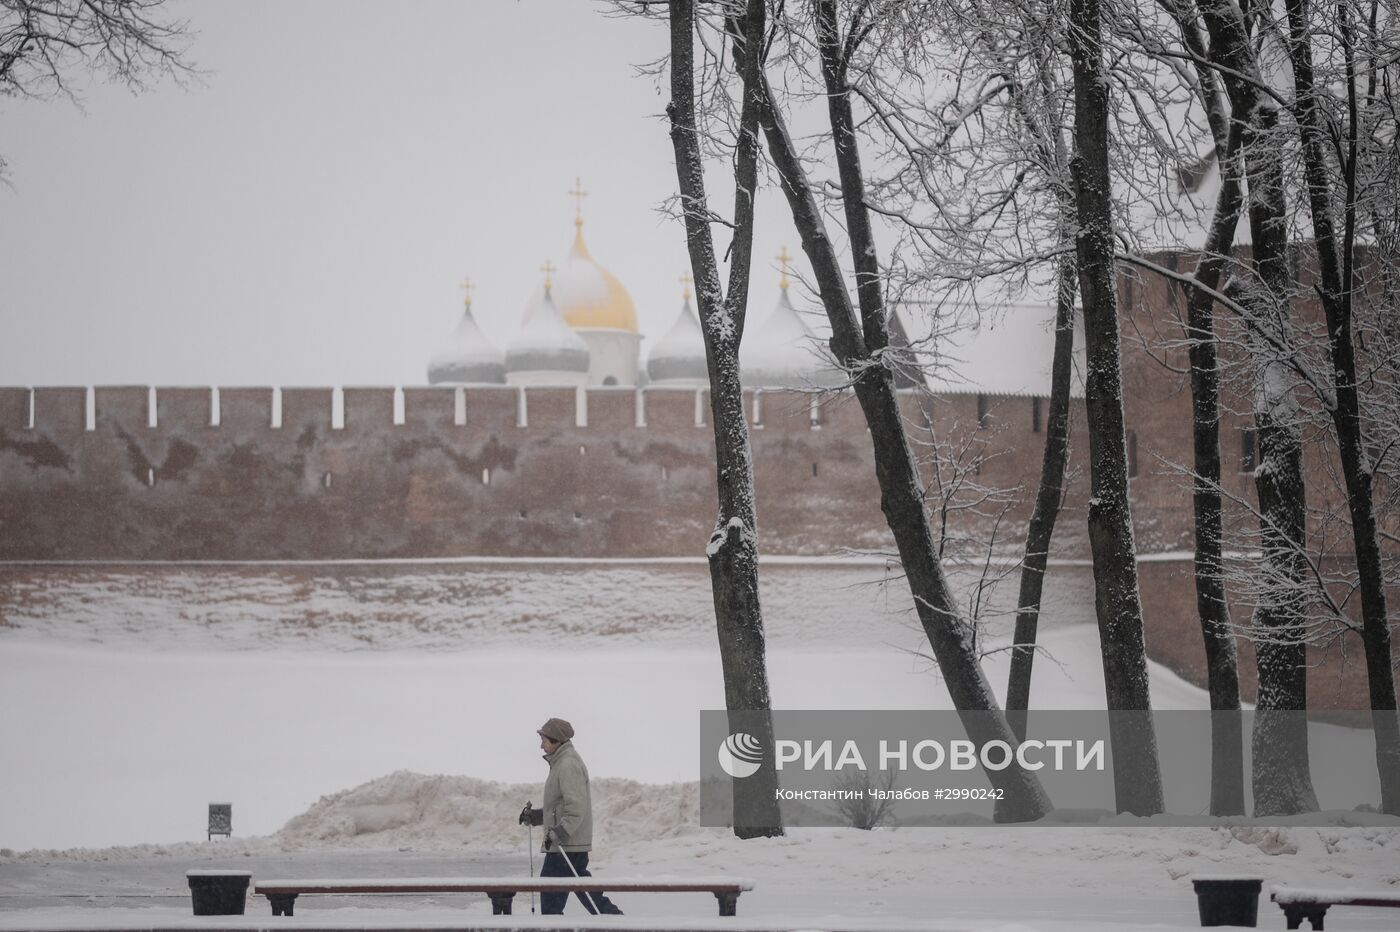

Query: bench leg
[487,892,515,916]
[714,891,739,916]
[1282,904,1329,930]
[267,894,297,917]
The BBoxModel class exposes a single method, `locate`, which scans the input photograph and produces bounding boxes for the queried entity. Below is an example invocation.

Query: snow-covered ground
[1,561,1398,929]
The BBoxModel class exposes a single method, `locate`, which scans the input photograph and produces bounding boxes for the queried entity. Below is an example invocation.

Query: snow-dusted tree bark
[1152,0,1247,816]
[1280,0,1400,815]
[750,0,1053,823]
[1068,0,1164,815]
[1193,0,1319,815]
[1184,134,1247,817]
[1006,258,1077,739]
[1237,275,1319,816]
[665,0,783,838]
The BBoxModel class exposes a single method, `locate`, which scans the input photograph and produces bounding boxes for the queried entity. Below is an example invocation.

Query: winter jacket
[541,739,593,853]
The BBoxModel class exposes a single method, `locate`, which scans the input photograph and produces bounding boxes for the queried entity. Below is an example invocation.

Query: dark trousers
[539,850,622,915]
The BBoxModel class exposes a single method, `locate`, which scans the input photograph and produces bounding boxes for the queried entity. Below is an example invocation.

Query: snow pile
[274,770,701,851]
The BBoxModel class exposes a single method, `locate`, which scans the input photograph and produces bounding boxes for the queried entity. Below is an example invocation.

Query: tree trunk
[1068,0,1164,815]
[666,0,782,838]
[1163,7,1247,814]
[1185,119,1247,816]
[1005,257,1077,741]
[746,3,1054,822]
[1195,0,1319,816]
[1243,113,1320,818]
[1281,0,1400,815]
[1240,281,1319,816]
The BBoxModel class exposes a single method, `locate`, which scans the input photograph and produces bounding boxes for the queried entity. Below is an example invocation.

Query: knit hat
[537,717,574,743]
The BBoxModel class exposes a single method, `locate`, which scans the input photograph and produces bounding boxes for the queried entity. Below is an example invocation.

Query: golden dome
[551,182,639,333]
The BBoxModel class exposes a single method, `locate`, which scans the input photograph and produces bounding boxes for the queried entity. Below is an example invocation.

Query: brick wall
[0,385,1079,561]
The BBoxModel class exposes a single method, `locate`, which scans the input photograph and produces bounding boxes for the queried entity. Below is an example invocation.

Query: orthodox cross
[776,246,793,290]
[459,276,474,307]
[540,260,557,291]
[569,178,589,226]
[679,272,693,302]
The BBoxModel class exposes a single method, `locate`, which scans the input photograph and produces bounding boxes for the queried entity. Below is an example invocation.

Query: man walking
[518,717,623,915]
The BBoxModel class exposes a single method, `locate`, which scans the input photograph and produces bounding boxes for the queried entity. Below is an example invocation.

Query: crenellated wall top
[0,385,1052,437]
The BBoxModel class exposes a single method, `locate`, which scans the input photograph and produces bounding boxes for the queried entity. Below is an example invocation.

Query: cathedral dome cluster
[427,183,840,391]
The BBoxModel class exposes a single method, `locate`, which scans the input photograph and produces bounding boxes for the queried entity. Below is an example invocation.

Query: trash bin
[1191,876,1263,927]
[208,802,232,840]
[187,870,252,916]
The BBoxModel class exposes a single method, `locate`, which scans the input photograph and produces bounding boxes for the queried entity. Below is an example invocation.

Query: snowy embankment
[0,559,1096,653]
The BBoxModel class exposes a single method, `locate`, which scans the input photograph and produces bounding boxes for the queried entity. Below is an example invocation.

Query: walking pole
[547,830,602,915]
[526,821,536,914]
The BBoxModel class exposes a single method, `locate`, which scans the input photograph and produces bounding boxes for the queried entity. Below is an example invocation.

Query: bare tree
[664,0,784,838]
[1120,0,1400,813]
[832,767,899,829]
[1279,0,1400,814]
[1161,0,1321,816]
[784,3,1167,816]
[1153,0,1250,817]
[751,0,1056,822]
[1067,0,1165,815]
[864,0,1085,747]
[932,0,1083,747]
[1,0,194,178]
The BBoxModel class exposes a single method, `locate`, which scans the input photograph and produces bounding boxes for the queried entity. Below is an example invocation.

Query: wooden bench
[253,876,755,917]
[1272,885,1400,929]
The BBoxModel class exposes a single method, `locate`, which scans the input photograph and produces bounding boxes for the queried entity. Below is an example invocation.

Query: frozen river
[0,558,1106,851]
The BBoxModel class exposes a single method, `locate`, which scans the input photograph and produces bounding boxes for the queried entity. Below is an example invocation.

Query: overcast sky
[1,0,828,389]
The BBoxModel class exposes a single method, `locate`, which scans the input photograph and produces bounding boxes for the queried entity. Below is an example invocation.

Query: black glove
[518,803,543,826]
[544,826,566,849]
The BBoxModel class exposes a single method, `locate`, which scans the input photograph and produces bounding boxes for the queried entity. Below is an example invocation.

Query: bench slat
[1272,887,1400,907]
[255,877,754,894]
[251,876,754,919]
